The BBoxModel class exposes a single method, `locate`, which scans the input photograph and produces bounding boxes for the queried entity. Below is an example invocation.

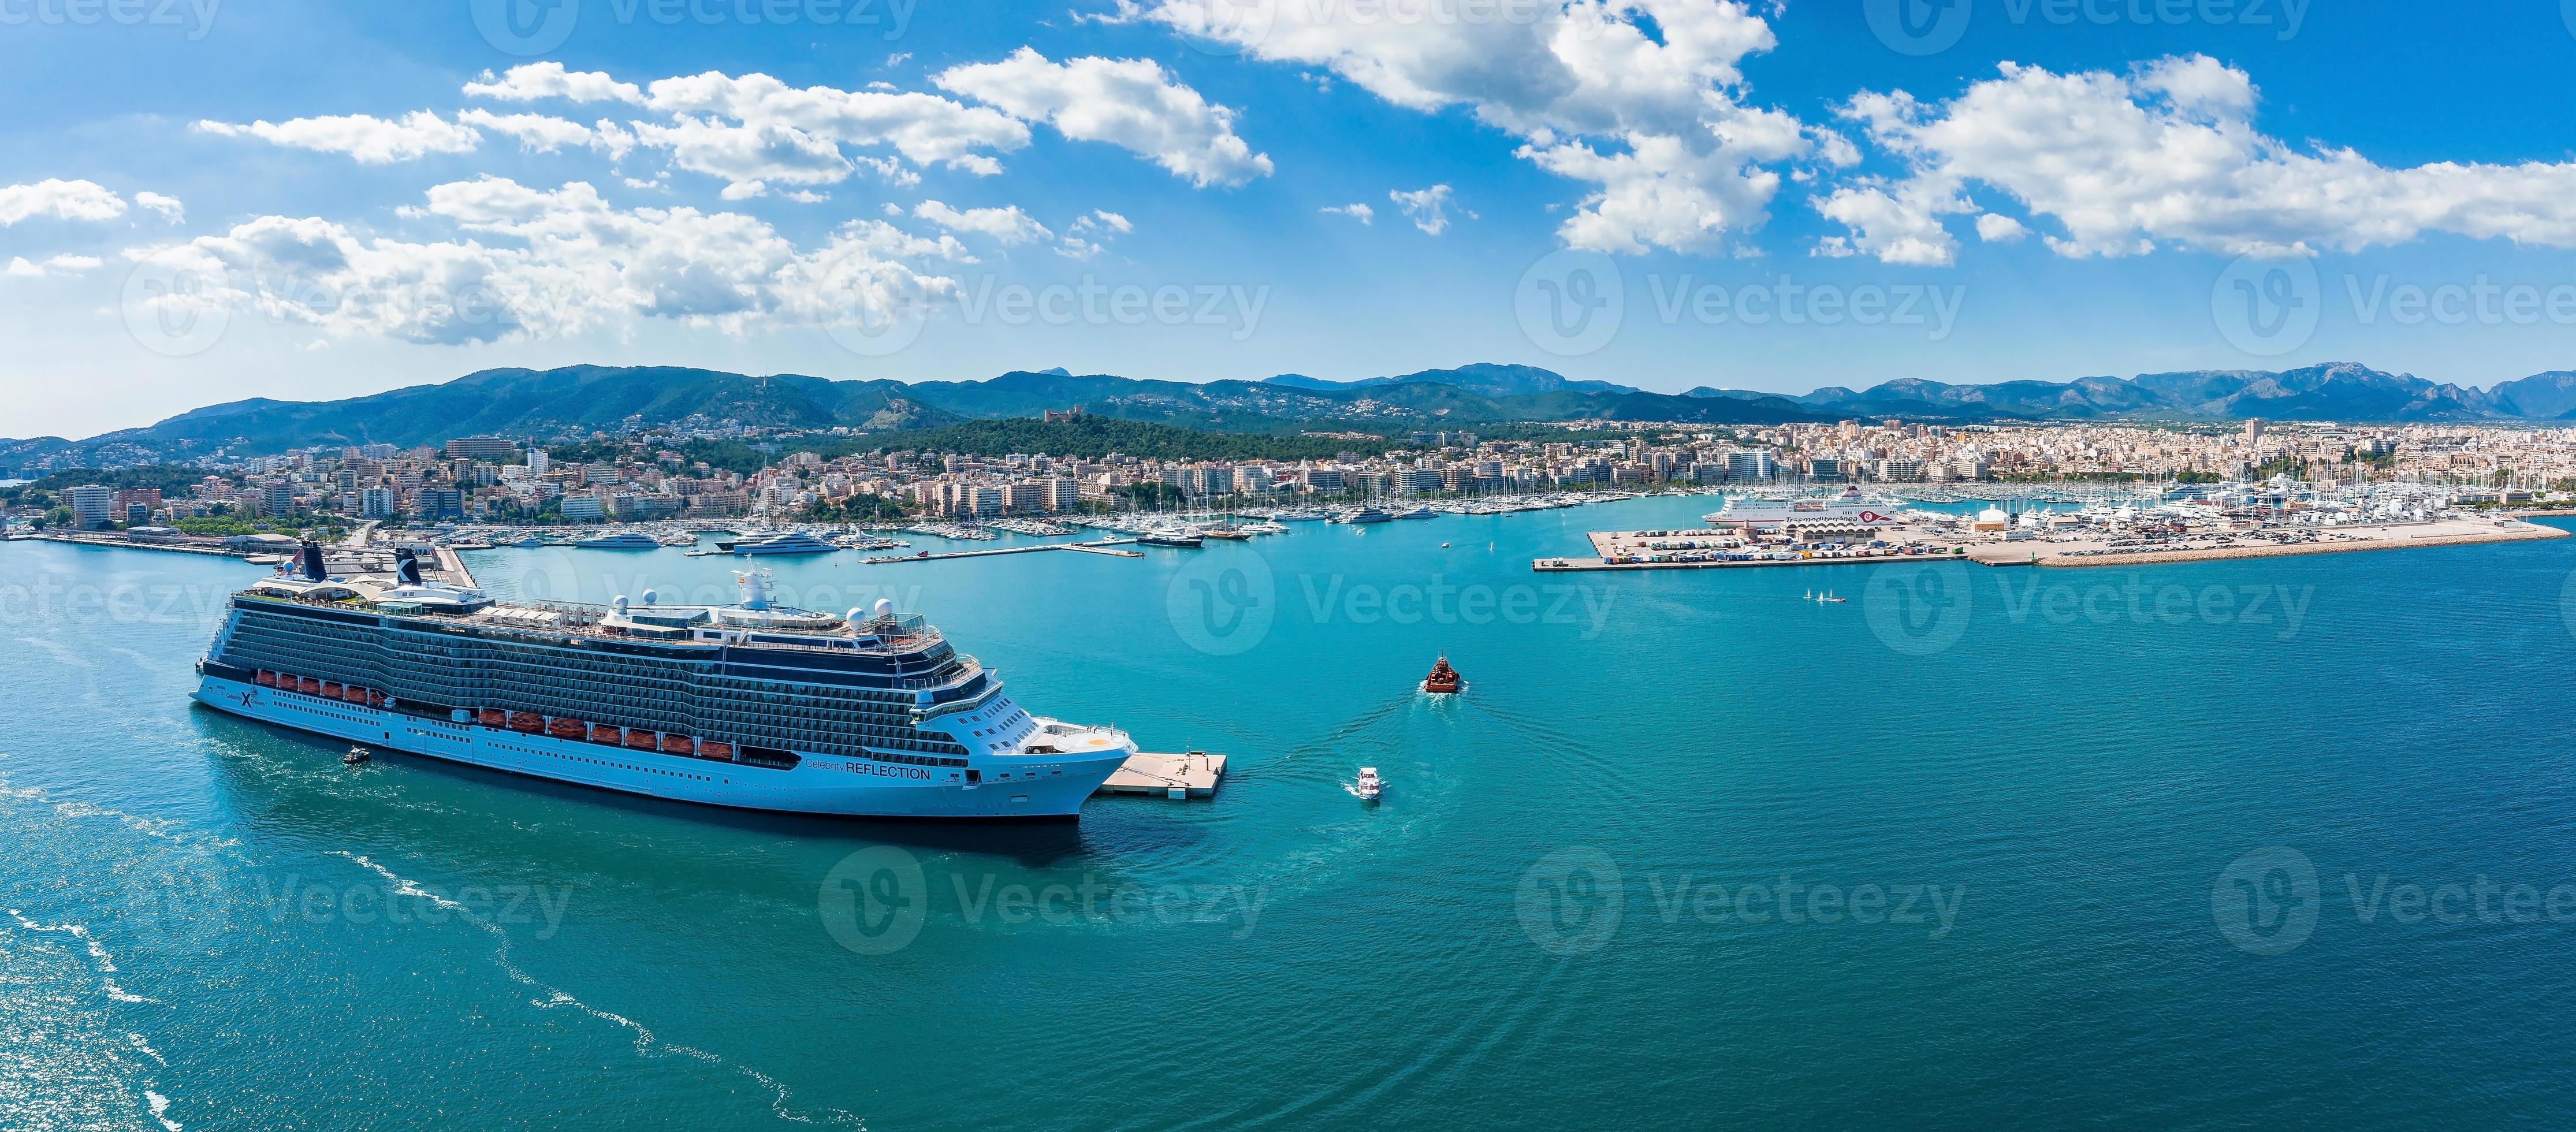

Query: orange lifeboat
[507,712,544,733]
[698,740,734,762]
[1420,656,1463,695]
[546,717,585,740]
[588,723,623,744]
[623,729,658,751]
[660,734,696,756]
[321,681,342,698]
[255,670,278,687]
[299,677,322,695]
[366,690,386,707]
[478,708,507,728]
[341,685,368,703]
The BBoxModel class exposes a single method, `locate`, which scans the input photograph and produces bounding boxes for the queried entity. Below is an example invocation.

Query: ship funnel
[298,541,327,581]
[393,548,423,585]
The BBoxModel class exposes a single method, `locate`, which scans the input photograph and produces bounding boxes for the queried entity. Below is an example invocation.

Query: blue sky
[6,0,2576,438]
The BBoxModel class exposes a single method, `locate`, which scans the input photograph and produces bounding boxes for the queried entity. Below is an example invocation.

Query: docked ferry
[1704,486,1904,528]
[190,546,1134,818]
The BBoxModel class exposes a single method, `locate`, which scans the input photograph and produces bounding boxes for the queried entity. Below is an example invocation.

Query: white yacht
[574,531,661,549]
[732,531,839,556]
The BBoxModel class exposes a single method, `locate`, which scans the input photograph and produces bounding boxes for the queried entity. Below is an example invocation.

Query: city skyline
[10,3,2576,440]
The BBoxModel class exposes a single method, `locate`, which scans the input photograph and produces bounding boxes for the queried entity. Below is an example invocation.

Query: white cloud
[913,199,1052,245]
[1131,0,1827,252]
[196,111,481,163]
[455,109,595,154]
[464,62,644,105]
[639,70,1029,189]
[1976,213,2028,243]
[122,177,968,346]
[1321,203,1374,225]
[6,253,109,278]
[935,48,1272,188]
[1057,210,1132,259]
[787,189,831,203]
[133,191,185,224]
[1830,55,2576,264]
[1390,185,1461,235]
[0,178,129,225]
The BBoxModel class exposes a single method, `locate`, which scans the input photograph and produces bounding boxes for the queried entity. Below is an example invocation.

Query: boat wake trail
[8,908,155,1004]
[1272,692,1417,772]
[329,851,862,1127]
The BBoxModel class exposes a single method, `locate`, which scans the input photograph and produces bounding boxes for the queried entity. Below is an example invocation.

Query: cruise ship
[189,545,1136,818]
[1704,486,1905,528]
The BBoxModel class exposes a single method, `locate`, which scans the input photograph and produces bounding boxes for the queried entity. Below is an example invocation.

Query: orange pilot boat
[1421,656,1464,695]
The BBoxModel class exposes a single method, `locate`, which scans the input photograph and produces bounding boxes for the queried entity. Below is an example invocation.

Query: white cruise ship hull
[192,673,1126,820]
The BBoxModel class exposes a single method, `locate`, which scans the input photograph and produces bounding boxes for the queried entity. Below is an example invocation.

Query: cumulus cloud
[0,178,129,225]
[935,49,1272,187]
[913,200,1052,245]
[1389,185,1463,235]
[634,70,1029,194]
[122,177,970,346]
[1320,203,1373,225]
[1056,209,1131,259]
[195,111,482,163]
[464,62,645,105]
[134,191,185,224]
[4,253,105,277]
[1975,213,2027,243]
[1824,55,2576,264]
[1129,0,1833,252]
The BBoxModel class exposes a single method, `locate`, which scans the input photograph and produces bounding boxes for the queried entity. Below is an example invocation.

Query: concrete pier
[1096,750,1226,799]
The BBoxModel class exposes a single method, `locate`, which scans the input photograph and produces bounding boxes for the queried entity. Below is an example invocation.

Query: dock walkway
[1096,750,1226,799]
[864,538,1140,565]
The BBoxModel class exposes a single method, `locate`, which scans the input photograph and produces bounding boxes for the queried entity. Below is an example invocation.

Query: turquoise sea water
[6,497,2575,1129]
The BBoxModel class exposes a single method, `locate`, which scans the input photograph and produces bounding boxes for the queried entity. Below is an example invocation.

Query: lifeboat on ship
[340,685,368,703]
[660,734,696,756]
[299,677,322,695]
[507,712,543,733]
[478,708,507,728]
[587,723,621,744]
[366,690,386,707]
[255,670,278,688]
[698,740,735,762]
[546,717,585,740]
[1420,656,1464,695]
[321,682,342,699]
[623,729,659,751]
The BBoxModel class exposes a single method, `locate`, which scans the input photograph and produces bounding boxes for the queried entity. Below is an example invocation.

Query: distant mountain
[15,359,2576,464]
[1685,363,2540,423]
[1264,363,1639,398]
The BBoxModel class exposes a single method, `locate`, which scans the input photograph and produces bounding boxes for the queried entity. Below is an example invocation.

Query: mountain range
[10,361,2576,464]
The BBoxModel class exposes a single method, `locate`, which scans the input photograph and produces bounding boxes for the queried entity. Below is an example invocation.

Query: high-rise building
[444,437,520,460]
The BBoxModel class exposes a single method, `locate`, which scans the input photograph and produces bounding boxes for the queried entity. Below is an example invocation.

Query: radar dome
[872,598,896,619]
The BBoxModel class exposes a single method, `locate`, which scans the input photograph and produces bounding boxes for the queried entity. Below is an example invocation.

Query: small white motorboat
[1354,767,1383,801]
[343,746,372,765]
